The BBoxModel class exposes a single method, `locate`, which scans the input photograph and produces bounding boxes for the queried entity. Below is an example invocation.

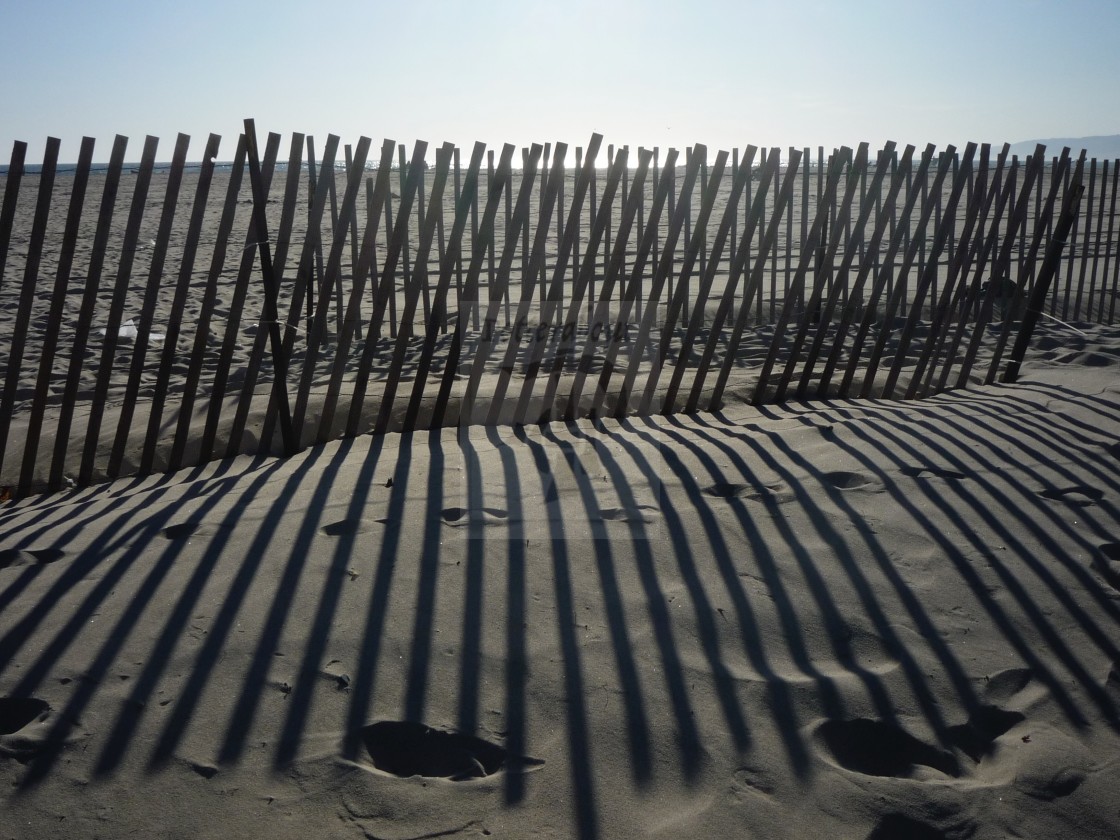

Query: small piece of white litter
[97,318,165,341]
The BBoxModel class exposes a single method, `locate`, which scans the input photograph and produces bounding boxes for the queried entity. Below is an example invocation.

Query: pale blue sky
[3,0,1117,164]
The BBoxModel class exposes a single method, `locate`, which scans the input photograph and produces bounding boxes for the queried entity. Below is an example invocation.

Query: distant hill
[1007,134,1120,160]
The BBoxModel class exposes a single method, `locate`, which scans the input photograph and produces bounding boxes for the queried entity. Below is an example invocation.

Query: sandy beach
[2,329,1119,838]
[3,141,1119,838]
[6,0,1120,827]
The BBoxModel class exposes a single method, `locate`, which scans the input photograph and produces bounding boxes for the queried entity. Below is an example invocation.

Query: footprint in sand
[701,482,795,504]
[320,519,382,537]
[814,706,1023,779]
[440,507,509,526]
[1038,485,1104,507]
[945,704,1025,762]
[0,698,50,736]
[189,761,220,779]
[866,813,964,840]
[815,683,1089,803]
[161,522,232,540]
[0,548,65,571]
[597,504,660,523]
[0,697,53,763]
[901,466,969,481]
[822,471,881,491]
[982,666,1039,706]
[813,718,961,779]
[703,482,752,499]
[351,720,542,781]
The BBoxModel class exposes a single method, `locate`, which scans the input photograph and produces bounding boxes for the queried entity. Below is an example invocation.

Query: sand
[3,152,1119,837]
[1,327,1120,839]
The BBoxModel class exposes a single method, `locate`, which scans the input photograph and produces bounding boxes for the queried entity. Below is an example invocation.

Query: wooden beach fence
[0,121,1105,498]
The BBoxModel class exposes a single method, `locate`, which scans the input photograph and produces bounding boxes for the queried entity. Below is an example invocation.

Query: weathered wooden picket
[0,120,1099,497]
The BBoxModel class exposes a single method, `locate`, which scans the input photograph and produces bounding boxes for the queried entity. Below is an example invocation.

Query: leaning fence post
[141,133,222,474]
[21,137,95,495]
[79,135,158,486]
[0,137,58,489]
[1001,180,1086,383]
[244,118,298,455]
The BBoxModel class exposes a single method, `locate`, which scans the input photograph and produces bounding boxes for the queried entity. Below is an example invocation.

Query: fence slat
[2,137,60,489]
[168,135,247,473]
[18,137,94,494]
[983,146,1063,384]
[795,142,895,400]
[252,133,335,454]
[107,132,192,479]
[241,120,298,455]
[880,143,976,399]
[199,130,285,461]
[0,142,27,301]
[305,137,325,332]
[565,146,654,419]
[1102,161,1120,324]
[932,144,1016,392]
[908,144,994,399]
[224,132,306,458]
[1085,159,1109,321]
[833,145,936,397]
[344,140,431,437]
[293,136,373,440]
[345,144,361,324]
[458,143,543,425]
[1060,159,1080,320]
[814,145,916,398]
[662,147,752,413]
[687,148,780,414]
[140,133,222,474]
[78,135,159,485]
[483,143,569,425]
[195,130,285,462]
[505,136,603,425]
[429,143,517,429]
[374,141,455,434]
[774,143,871,403]
[593,147,680,417]
[401,142,487,434]
[1070,158,1097,320]
[755,145,853,404]
[315,140,397,442]
[536,147,629,421]
[1003,177,1087,383]
[608,148,698,416]
[709,149,802,410]
[384,156,399,337]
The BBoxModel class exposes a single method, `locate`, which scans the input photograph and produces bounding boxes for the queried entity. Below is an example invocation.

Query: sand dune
[1,329,1119,838]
